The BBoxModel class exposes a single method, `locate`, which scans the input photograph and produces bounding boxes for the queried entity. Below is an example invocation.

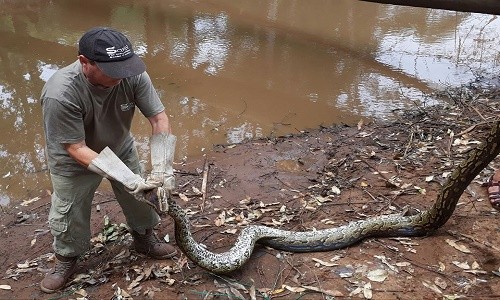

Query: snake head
[143,187,169,215]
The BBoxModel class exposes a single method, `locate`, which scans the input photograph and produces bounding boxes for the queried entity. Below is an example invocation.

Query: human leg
[41,173,102,293]
[486,169,500,210]
[111,146,176,258]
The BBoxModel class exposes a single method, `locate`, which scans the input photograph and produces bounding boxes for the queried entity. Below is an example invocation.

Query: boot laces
[53,259,75,275]
[143,232,160,246]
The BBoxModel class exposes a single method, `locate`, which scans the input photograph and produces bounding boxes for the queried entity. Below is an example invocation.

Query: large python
[146,121,500,274]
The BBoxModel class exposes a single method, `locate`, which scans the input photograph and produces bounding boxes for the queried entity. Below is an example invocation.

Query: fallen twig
[456,119,499,137]
[200,157,209,212]
[403,130,414,158]
[446,230,500,253]
[360,159,398,188]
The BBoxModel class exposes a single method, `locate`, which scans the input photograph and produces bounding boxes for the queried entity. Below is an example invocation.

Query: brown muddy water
[1,0,499,205]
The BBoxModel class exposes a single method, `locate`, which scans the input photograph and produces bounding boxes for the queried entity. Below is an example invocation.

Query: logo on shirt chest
[120,102,135,111]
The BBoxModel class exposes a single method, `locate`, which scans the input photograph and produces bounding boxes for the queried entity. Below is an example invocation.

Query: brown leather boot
[131,229,177,259]
[40,254,77,293]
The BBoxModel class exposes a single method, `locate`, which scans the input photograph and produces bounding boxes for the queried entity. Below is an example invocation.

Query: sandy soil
[1,86,499,300]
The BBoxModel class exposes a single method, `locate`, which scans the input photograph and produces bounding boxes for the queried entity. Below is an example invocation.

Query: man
[40,27,177,293]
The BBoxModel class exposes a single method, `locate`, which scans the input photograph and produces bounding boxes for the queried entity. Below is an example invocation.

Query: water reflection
[38,63,59,82]
[1,0,500,205]
[376,11,500,85]
[227,122,264,144]
[0,85,13,110]
[191,14,230,75]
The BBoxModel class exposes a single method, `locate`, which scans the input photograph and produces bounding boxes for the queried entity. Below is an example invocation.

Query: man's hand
[126,174,162,194]
[150,133,176,191]
[148,172,175,190]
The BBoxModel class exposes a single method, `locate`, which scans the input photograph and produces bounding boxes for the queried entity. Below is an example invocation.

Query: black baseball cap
[78,27,146,79]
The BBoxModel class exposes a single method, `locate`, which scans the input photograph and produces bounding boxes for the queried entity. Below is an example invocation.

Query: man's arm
[147,110,171,135]
[67,140,162,193]
[64,141,110,179]
[64,110,171,170]
[64,141,98,168]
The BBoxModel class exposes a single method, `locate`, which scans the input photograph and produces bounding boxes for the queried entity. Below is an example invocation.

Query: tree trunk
[361,0,500,15]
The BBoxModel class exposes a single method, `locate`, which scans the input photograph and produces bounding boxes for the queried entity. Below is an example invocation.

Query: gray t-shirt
[41,60,165,176]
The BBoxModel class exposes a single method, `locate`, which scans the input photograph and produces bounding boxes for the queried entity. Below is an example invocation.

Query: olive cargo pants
[48,147,159,257]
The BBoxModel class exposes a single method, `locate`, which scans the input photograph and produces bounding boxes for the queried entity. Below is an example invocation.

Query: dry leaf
[445,239,471,253]
[464,269,487,274]
[283,285,306,293]
[349,287,362,296]
[312,258,338,267]
[178,193,189,202]
[227,281,247,292]
[249,279,257,300]
[452,261,470,270]
[438,262,446,272]
[119,288,132,299]
[239,196,252,205]
[127,279,141,290]
[20,197,40,206]
[71,273,91,284]
[224,216,236,223]
[313,195,331,203]
[301,285,343,297]
[74,289,88,297]
[331,186,341,195]
[16,262,30,269]
[367,269,388,282]
[412,185,426,194]
[270,219,283,226]
[162,278,175,286]
[375,255,398,272]
[434,277,447,290]
[363,282,373,299]
[442,172,451,178]
[0,285,11,290]
[422,280,442,294]
[357,119,364,130]
[395,262,411,267]
[214,211,226,226]
[270,287,285,295]
[192,186,201,194]
[336,266,354,278]
[357,131,372,138]
[229,286,246,299]
[471,261,480,270]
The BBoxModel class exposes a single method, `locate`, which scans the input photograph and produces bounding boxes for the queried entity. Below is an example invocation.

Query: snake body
[162,121,500,273]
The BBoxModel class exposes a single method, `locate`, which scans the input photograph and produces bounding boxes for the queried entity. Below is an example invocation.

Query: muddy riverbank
[1,82,499,299]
